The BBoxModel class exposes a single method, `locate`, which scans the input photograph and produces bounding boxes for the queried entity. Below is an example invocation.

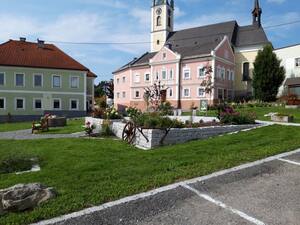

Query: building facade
[0,39,96,122]
[274,44,300,98]
[114,0,270,111]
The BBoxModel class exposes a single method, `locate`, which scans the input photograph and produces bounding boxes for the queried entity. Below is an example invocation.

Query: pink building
[113,0,269,111]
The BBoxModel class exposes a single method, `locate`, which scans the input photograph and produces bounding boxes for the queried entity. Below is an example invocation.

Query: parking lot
[34,149,300,225]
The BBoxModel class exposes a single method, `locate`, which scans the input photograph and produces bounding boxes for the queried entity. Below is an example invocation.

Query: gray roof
[114,20,269,73]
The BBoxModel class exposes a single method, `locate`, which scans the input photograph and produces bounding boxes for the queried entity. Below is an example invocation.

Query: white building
[274,44,300,97]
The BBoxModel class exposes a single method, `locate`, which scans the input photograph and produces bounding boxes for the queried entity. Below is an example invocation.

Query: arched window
[157,16,161,26]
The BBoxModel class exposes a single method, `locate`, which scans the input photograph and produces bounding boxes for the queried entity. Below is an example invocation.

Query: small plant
[105,107,122,120]
[101,120,114,137]
[158,101,173,116]
[84,122,96,136]
[126,107,142,118]
[218,105,256,125]
[0,155,38,174]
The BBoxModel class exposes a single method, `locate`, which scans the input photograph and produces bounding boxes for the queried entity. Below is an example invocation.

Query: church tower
[252,0,262,27]
[151,0,174,52]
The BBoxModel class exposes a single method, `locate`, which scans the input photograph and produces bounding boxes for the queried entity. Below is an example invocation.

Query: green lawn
[0,118,85,134]
[1,125,300,225]
[183,106,300,123]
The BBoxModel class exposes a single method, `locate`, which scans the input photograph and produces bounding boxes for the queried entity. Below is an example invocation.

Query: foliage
[132,113,184,129]
[158,101,174,116]
[95,96,107,109]
[101,120,114,137]
[94,81,107,97]
[217,104,256,125]
[200,64,214,96]
[83,121,96,136]
[253,45,285,102]
[0,155,36,174]
[144,82,168,111]
[94,80,114,99]
[105,107,122,120]
[126,107,142,118]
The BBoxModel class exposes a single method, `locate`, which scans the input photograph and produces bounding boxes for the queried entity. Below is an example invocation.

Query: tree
[252,45,285,102]
[94,81,106,97]
[94,80,114,99]
[104,79,114,99]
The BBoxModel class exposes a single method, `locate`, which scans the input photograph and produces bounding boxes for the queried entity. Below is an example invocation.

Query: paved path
[256,120,300,127]
[31,149,300,225]
[0,129,84,140]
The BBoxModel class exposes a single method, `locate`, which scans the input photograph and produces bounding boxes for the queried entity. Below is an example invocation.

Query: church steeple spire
[252,0,262,27]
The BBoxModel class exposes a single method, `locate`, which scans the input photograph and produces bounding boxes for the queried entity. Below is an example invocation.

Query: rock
[0,183,56,213]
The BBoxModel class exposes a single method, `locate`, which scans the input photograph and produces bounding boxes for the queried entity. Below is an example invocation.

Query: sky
[0,0,299,83]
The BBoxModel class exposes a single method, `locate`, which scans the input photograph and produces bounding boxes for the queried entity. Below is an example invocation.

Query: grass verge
[1,125,300,224]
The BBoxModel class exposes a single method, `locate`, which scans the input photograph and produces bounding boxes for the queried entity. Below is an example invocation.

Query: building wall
[274,45,300,96]
[0,66,87,121]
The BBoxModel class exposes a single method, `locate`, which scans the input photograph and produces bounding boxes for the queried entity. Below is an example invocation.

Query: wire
[44,19,300,46]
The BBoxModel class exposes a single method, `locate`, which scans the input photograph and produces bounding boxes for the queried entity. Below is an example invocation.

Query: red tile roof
[0,40,97,78]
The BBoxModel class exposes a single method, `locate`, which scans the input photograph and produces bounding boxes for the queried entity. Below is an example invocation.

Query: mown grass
[1,125,300,225]
[0,121,32,132]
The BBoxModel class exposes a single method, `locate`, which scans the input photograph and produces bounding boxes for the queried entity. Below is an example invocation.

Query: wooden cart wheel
[122,121,136,144]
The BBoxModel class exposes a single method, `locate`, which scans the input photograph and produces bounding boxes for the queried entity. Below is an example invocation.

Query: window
[122,76,126,83]
[157,16,161,26]
[117,92,120,99]
[135,91,140,98]
[168,9,172,27]
[34,74,43,87]
[53,99,61,110]
[162,70,167,80]
[221,68,225,79]
[243,62,250,81]
[15,73,25,87]
[296,58,300,67]
[198,88,205,97]
[70,76,79,88]
[156,72,159,80]
[117,78,120,84]
[169,88,173,97]
[183,68,190,80]
[134,74,140,83]
[162,53,167,60]
[15,98,25,110]
[183,88,190,97]
[52,75,61,88]
[198,66,205,78]
[122,92,126,98]
[230,71,235,81]
[169,69,173,79]
[33,99,42,110]
[217,67,221,78]
[0,98,5,110]
[70,99,79,110]
[226,70,230,80]
[0,73,5,86]
[218,89,223,100]
[145,73,150,82]
[157,40,160,45]
[228,90,233,100]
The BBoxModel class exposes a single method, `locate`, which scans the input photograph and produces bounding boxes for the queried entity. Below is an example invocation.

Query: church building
[113,0,270,111]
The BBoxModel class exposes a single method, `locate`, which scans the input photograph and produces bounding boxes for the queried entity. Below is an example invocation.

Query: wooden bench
[32,117,49,134]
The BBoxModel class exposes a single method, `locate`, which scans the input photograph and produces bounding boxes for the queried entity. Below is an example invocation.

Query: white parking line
[181,184,265,225]
[31,148,300,225]
[278,158,300,166]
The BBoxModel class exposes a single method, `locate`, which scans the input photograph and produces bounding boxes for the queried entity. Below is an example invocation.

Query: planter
[47,117,67,127]
[271,115,294,123]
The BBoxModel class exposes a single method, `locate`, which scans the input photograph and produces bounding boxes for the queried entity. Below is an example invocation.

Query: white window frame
[162,52,167,60]
[144,73,150,82]
[70,99,79,111]
[183,68,191,80]
[183,88,191,98]
[33,98,43,110]
[15,97,25,110]
[122,91,126,98]
[197,87,206,97]
[169,88,173,97]
[230,70,235,81]
[53,98,62,110]
[134,90,141,99]
[116,92,120,99]
[226,69,230,80]
[70,76,80,89]
[221,68,225,80]
[0,97,6,110]
[296,58,300,67]
[52,75,62,88]
[197,65,205,78]
[116,78,120,84]
[217,66,221,78]
[33,74,43,88]
[134,74,140,83]
[15,73,25,87]
[0,72,6,86]
[156,71,159,80]
[161,69,167,80]
[169,69,173,80]
[122,76,126,83]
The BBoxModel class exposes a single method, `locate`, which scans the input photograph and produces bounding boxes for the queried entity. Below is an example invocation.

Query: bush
[105,107,122,120]
[126,107,142,118]
[158,101,174,116]
[133,113,184,129]
[101,121,114,137]
[218,105,256,125]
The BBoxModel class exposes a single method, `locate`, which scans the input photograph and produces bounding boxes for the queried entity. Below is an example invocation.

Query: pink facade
[114,36,235,111]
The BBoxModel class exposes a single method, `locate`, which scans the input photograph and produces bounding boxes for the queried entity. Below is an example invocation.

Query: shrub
[101,120,114,137]
[105,107,122,120]
[218,105,256,125]
[133,113,184,129]
[158,101,174,116]
[0,155,37,174]
[126,107,142,118]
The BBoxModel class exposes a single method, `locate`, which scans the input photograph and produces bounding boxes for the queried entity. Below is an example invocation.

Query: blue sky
[0,0,299,83]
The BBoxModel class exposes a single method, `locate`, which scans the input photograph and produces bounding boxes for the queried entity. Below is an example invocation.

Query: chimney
[37,39,45,48]
[20,37,26,42]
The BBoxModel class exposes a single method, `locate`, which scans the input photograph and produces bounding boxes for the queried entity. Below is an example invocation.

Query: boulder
[0,183,56,214]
